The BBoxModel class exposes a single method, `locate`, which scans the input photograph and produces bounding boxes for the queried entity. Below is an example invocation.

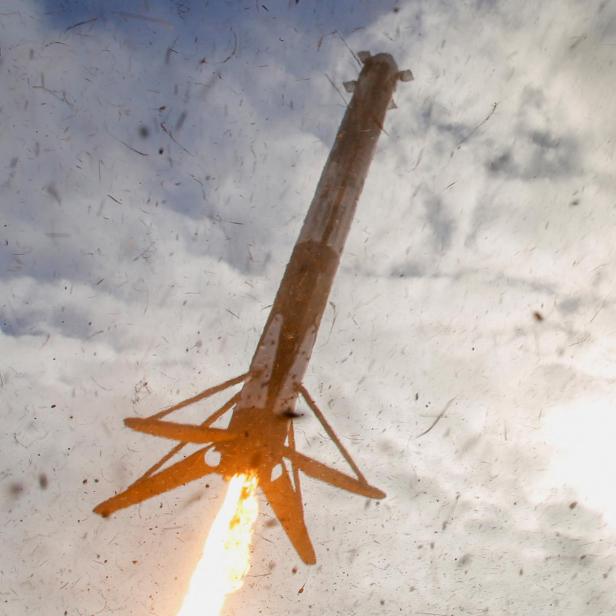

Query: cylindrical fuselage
[222,54,401,474]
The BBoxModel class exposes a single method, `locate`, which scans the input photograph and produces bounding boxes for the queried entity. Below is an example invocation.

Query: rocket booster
[239,52,411,419]
[94,52,411,565]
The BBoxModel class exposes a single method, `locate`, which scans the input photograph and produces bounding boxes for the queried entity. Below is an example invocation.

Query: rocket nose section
[358,52,413,86]
[359,51,399,74]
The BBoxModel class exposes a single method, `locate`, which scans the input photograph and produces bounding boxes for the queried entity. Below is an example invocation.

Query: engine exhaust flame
[177,473,259,616]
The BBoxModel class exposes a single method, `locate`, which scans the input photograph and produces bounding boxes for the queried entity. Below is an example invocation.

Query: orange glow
[177,473,259,616]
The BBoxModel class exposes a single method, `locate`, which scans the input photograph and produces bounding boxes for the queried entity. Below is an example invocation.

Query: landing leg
[298,384,367,484]
[139,392,241,481]
[151,372,248,420]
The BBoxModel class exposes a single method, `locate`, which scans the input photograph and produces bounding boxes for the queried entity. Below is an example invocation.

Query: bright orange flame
[177,473,259,616]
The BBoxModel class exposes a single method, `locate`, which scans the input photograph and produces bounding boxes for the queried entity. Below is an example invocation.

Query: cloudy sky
[3,0,616,614]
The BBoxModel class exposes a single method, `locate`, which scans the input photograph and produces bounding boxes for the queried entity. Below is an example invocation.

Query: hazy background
[3,1,616,614]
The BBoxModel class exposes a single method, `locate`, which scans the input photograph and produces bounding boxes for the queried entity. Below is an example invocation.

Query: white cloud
[3,0,616,615]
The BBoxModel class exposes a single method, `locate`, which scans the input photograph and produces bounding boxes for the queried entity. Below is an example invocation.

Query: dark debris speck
[8,482,24,497]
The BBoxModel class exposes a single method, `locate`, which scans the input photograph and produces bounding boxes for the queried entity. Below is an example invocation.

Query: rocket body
[94,52,409,565]
[236,53,402,421]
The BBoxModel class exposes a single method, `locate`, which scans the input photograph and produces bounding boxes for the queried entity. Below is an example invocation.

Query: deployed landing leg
[296,385,384,498]
[94,374,385,565]
[94,374,247,517]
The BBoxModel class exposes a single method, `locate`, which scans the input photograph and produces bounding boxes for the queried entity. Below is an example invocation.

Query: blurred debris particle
[221,29,238,63]
[45,183,62,204]
[65,17,97,32]
[110,133,148,156]
[160,122,192,155]
[175,111,187,131]
[280,409,304,419]
[8,482,24,497]
[165,47,177,64]
[416,398,455,439]
[111,11,173,28]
